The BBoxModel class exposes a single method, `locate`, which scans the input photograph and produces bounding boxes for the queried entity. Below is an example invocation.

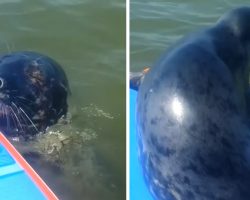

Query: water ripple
[131,0,250,71]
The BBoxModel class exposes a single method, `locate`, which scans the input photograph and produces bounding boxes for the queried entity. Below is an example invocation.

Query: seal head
[0,51,69,139]
[137,7,250,200]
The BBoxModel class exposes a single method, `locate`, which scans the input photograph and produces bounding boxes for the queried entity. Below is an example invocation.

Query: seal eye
[0,78,4,89]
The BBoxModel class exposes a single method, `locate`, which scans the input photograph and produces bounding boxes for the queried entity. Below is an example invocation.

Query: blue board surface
[130,89,154,200]
[0,143,46,200]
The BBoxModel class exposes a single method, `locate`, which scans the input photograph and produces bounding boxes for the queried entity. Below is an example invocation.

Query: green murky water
[0,0,125,200]
[131,0,250,72]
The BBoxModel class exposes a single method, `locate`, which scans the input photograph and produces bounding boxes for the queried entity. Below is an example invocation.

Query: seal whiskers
[11,102,39,134]
[9,104,25,134]
[19,107,39,132]
[4,106,10,130]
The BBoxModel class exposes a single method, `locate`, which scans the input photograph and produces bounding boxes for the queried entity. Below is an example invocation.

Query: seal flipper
[130,67,150,91]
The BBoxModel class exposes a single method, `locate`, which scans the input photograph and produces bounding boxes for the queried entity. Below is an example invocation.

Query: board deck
[0,133,58,200]
[130,89,153,200]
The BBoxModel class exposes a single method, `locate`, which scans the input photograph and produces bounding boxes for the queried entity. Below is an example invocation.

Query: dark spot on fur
[150,117,158,125]
[182,162,201,175]
[150,134,176,157]
[221,137,232,149]
[183,176,190,185]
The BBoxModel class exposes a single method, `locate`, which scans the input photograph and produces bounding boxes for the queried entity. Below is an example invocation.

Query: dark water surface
[0,0,125,200]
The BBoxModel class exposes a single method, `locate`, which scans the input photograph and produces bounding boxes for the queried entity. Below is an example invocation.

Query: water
[0,0,125,200]
[131,0,250,72]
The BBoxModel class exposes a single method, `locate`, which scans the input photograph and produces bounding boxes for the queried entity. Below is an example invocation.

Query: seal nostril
[0,78,4,89]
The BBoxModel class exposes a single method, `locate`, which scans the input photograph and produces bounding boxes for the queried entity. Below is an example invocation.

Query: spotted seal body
[0,51,69,139]
[137,7,250,200]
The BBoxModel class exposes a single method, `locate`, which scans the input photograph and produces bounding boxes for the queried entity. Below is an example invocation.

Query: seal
[0,51,69,139]
[136,7,250,200]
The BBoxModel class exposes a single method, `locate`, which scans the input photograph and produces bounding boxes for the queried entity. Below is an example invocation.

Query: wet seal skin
[0,51,69,139]
[136,7,250,200]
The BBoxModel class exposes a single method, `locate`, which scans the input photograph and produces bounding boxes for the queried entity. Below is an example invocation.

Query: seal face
[0,51,69,139]
[137,7,250,200]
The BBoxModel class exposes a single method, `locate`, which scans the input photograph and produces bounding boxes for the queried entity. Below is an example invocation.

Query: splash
[80,104,114,119]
